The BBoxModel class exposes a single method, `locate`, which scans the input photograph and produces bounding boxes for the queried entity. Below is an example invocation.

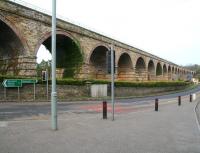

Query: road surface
[0,85,200,121]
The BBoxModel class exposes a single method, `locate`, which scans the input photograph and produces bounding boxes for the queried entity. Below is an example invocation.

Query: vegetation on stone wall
[44,79,191,87]
[0,75,191,88]
[59,40,83,78]
[36,60,51,77]
[114,81,190,87]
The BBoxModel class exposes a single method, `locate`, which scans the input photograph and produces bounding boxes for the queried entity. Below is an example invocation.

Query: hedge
[0,75,191,87]
[47,79,191,87]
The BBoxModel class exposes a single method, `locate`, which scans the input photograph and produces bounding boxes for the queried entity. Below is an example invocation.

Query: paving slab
[0,100,200,153]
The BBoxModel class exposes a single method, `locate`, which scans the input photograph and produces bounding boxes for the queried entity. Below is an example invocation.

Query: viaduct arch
[0,1,194,81]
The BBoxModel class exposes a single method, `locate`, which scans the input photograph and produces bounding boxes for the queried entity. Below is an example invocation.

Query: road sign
[22,79,38,84]
[2,79,22,88]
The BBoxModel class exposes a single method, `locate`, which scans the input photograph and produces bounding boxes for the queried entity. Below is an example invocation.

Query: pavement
[0,97,200,153]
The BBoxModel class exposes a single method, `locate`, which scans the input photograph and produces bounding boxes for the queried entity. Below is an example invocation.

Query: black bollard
[190,94,192,102]
[103,101,107,119]
[178,96,181,106]
[155,98,158,111]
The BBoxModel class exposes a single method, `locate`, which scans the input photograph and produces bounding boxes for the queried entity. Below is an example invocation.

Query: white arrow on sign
[2,80,7,87]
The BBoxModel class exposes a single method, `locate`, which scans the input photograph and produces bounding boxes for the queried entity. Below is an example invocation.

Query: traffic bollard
[155,98,158,111]
[178,96,181,106]
[103,101,107,119]
[190,94,192,102]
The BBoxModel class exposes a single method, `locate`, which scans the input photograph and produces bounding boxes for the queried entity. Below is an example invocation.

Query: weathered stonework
[0,84,190,102]
[0,1,195,80]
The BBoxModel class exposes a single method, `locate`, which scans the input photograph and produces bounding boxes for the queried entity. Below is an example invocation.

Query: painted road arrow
[2,79,22,88]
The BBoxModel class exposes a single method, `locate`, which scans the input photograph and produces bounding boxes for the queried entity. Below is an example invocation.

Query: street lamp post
[111,45,115,121]
[51,0,57,130]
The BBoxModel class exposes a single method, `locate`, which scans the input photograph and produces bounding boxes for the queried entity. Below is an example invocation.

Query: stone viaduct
[0,1,195,81]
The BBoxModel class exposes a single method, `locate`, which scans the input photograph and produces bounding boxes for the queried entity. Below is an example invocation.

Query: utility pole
[51,0,57,130]
[111,45,115,121]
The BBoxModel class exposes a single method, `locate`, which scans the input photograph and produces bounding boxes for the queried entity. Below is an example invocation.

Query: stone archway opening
[36,34,83,78]
[168,66,172,80]
[175,68,177,74]
[147,60,155,81]
[135,57,146,81]
[172,67,174,74]
[156,63,162,81]
[118,53,133,80]
[172,67,176,80]
[89,46,108,79]
[0,19,25,75]
[163,64,167,80]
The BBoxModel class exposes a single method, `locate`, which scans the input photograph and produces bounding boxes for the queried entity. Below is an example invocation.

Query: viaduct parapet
[0,1,195,81]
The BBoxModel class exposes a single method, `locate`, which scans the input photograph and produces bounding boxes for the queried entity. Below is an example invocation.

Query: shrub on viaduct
[0,1,195,81]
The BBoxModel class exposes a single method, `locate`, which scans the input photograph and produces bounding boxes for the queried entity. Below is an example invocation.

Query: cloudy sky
[15,0,200,65]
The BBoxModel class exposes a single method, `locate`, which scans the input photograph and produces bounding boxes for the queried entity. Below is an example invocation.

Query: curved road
[0,85,200,120]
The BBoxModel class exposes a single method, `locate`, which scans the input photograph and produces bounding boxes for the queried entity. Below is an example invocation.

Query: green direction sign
[2,79,22,88]
[22,79,38,84]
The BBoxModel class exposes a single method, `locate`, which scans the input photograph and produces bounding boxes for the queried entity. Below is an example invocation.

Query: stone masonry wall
[0,84,189,102]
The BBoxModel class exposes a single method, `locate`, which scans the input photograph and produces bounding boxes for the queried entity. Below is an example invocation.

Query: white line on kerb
[0,122,8,127]
[194,101,200,132]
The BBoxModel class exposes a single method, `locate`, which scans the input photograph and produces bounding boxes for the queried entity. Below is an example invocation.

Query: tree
[36,60,51,78]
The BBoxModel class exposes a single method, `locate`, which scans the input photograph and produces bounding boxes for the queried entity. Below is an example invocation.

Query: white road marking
[0,122,8,127]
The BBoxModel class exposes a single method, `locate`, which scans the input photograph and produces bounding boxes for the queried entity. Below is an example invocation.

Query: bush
[0,76,191,87]
[56,78,85,86]
[114,81,190,87]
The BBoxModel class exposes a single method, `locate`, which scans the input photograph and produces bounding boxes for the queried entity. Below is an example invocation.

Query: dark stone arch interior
[175,68,177,74]
[163,64,167,74]
[168,66,171,73]
[147,60,155,81]
[148,60,155,73]
[0,20,25,75]
[42,34,83,78]
[136,57,145,72]
[90,46,107,67]
[172,67,174,73]
[156,63,162,76]
[118,53,133,80]
[118,53,132,69]
[89,46,108,78]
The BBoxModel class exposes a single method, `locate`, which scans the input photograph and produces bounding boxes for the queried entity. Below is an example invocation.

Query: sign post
[4,87,6,99]
[21,79,37,101]
[2,79,37,101]
[2,79,22,88]
[18,87,20,101]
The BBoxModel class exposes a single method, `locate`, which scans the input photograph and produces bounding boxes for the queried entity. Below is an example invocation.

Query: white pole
[51,0,57,130]
[46,68,49,101]
[111,45,115,121]
[33,83,35,101]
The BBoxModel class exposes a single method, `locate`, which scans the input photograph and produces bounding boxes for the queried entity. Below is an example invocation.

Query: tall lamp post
[111,45,115,121]
[51,0,57,130]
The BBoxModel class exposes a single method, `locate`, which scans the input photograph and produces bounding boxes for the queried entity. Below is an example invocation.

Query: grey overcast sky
[18,0,200,65]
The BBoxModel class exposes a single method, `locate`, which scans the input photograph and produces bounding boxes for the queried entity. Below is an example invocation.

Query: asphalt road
[0,85,200,120]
